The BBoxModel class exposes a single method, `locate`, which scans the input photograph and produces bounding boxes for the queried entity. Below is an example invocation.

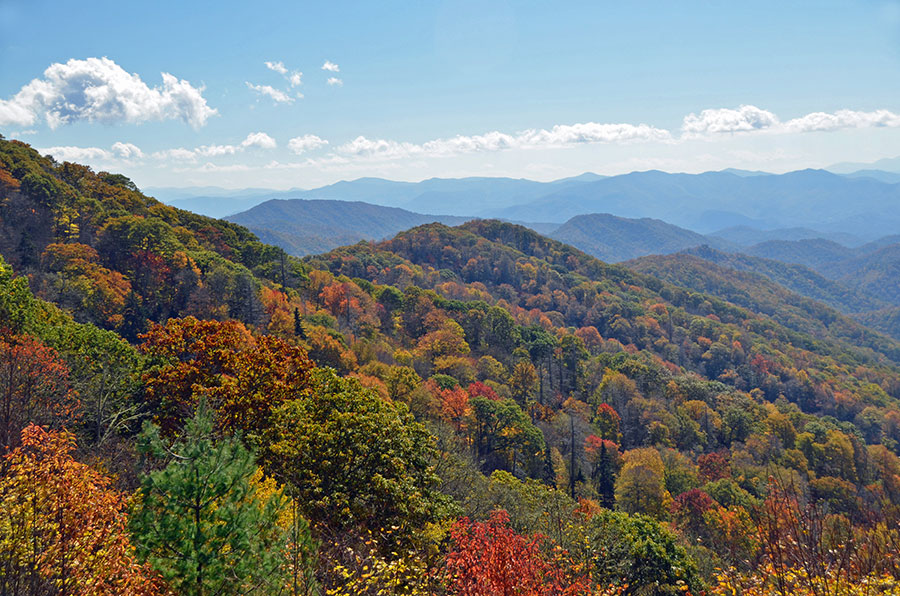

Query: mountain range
[161,168,900,240]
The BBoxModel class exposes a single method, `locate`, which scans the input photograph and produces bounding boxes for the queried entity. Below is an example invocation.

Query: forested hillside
[226,198,469,256]
[666,245,900,340]
[548,213,731,262]
[2,137,900,595]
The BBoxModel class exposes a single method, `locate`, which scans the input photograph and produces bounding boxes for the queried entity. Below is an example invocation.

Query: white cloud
[241,131,277,149]
[111,141,143,159]
[39,145,112,161]
[327,77,343,87]
[246,82,294,103]
[0,99,37,127]
[264,60,302,87]
[322,60,340,72]
[151,132,277,161]
[682,105,779,135]
[336,121,672,160]
[196,144,238,157]
[265,61,288,75]
[784,109,900,132]
[152,147,198,161]
[682,105,900,137]
[338,136,419,159]
[517,122,672,147]
[288,134,328,154]
[0,57,216,129]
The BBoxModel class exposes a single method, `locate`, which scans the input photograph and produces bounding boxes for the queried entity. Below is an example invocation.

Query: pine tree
[130,400,296,595]
[120,290,146,343]
[596,440,616,509]
[293,307,307,340]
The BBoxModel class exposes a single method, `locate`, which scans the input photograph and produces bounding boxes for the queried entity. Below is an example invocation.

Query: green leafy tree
[131,401,293,596]
[264,368,450,538]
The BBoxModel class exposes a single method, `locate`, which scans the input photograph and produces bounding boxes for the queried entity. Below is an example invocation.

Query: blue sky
[3,0,900,189]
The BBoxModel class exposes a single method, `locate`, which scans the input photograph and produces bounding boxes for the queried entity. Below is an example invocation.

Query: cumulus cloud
[39,141,145,163]
[336,121,672,160]
[152,147,198,161]
[682,105,900,136]
[0,57,216,129]
[246,82,294,103]
[195,144,238,157]
[265,61,288,75]
[288,134,328,154]
[682,105,779,135]
[784,109,900,132]
[152,132,277,161]
[111,141,143,159]
[321,60,340,72]
[326,77,343,87]
[39,145,113,161]
[241,131,277,149]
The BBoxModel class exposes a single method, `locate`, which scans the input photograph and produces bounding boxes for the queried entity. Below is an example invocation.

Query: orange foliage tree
[0,425,162,595]
[140,316,314,438]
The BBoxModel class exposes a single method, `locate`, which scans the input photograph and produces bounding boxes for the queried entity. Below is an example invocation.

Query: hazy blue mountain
[548,213,732,263]
[296,175,602,215]
[146,186,289,203]
[168,194,305,218]
[720,168,773,177]
[735,237,900,307]
[828,156,900,173]
[491,169,900,239]
[710,225,862,247]
[843,170,900,184]
[819,244,900,305]
[741,238,858,269]
[226,199,471,256]
[156,168,900,241]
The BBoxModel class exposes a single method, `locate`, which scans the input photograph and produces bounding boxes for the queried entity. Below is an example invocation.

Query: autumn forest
[3,136,900,596]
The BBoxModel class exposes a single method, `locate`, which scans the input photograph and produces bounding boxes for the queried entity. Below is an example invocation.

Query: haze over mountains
[226,199,469,256]
[159,166,900,240]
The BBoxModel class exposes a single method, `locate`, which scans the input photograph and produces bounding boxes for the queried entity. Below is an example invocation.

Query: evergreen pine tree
[130,400,299,595]
[596,441,617,509]
[293,307,307,340]
[119,290,146,343]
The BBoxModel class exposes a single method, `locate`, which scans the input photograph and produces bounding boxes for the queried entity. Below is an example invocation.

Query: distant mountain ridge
[155,168,900,241]
[548,213,733,262]
[225,198,472,256]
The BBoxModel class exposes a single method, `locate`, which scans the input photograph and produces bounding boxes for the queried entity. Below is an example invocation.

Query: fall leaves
[0,425,160,595]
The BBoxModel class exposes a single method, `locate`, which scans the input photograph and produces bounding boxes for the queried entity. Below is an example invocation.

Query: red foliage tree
[0,332,78,452]
[443,509,586,596]
[467,381,500,401]
[698,452,731,482]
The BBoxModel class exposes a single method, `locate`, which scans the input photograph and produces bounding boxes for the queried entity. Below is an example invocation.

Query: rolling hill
[548,213,732,262]
[225,198,472,256]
